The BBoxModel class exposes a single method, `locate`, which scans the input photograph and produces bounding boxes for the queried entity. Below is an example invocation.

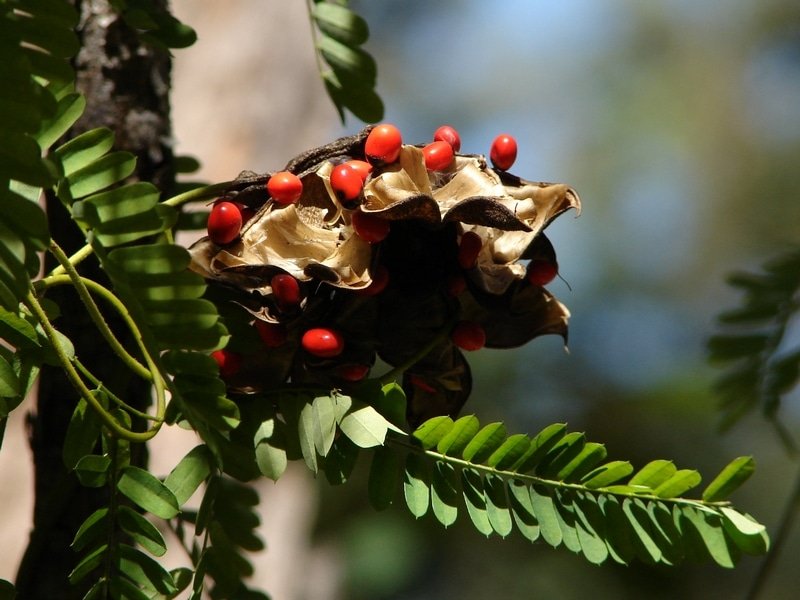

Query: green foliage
[710,248,800,443]
[310,0,384,123]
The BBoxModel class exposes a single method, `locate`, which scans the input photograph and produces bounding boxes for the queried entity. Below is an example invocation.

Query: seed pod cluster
[192,125,580,425]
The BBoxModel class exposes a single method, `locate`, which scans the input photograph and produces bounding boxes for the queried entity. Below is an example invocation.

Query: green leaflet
[403,453,430,519]
[461,468,493,537]
[339,397,399,448]
[581,460,634,489]
[74,454,111,488]
[71,507,109,552]
[52,128,115,176]
[117,465,180,519]
[461,422,506,463]
[484,474,513,537]
[61,151,137,200]
[702,456,756,502]
[512,422,567,472]
[254,418,288,482]
[311,2,369,46]
[437,414,480,455]
[530,486,562,547]
[412,415,453,449]
[117,505,167,557]
[431,462,459,528]
[118,543,178,595]
[654,469,702,498]
[629,459,677,490]
[507,479,540,542]
[536,431,586,478]
[486,433,530,470]
[164,444,213,506]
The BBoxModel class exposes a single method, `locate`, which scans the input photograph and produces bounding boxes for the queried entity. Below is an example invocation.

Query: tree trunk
[16,1,174,597]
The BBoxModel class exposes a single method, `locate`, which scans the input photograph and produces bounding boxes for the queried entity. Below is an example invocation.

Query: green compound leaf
[379,416,767,567]
[702,456,756,502]
[117,465,180,519]
[317,35,376,86]
[322,71,384,124]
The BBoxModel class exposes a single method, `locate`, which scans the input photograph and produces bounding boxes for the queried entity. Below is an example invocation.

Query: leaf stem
[386,434,732,510]
[47,243,94,277]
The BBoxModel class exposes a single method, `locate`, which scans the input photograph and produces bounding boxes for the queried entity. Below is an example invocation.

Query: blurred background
[143,0,800,598]
[3,1,799,598]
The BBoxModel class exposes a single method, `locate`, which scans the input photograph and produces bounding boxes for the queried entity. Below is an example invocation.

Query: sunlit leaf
[403,453,430,519]
[412,415,453,449]
[702,456,756,502]
[461,422,506,463]
[117,466,180,519]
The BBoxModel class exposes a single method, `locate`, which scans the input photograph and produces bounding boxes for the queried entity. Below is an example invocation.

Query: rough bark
[16,1,174,597]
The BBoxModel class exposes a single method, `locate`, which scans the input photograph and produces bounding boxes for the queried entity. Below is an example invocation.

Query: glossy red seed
[339,363,370,382]
[267,171,303,205]
[346,159,373,182]
[271,274,302,307]
[364,123,402,165]
[330,163,364,202]
[527,259,558,286]
[451,320,486,351]
[207,201,242,245]
[211,349,242,378]
[433,125,461,152]
[255,321,288,348]
[423,141,454,171]
[446,273,467,297]
[409,374,437,394]
[302,327,344,358]
[356,264,389,296]
[352,210,390,244]
[490,134,517,171]
[457,231,482,269]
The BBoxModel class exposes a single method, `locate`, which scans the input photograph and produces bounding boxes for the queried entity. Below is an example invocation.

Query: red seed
[356,264,389,296]
[271,273,302,308]
[302,327,345,358]
[211,349,242,378]
[330,163,364,202]
[451,320,486,351]
[267,171,303,205]
[255,321,288,348]
[423,141,454,171]
[527,259,558,286]
[364,123,403,165]
[339,363,370,382]
[433,125,461,152]
[457,231,482,269]
[490,134,517,171]
[207,201,243,245]
[345,159,373,182]
[352,210,390,244]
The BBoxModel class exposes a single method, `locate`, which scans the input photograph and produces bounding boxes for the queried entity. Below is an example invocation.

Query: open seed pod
[190,125,580,425]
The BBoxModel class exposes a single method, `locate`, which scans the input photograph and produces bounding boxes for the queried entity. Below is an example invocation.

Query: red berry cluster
[192,123,578,422]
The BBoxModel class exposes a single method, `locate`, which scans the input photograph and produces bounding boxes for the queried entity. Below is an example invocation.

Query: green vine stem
[73,358,159,422]
[42,242,153,381]
[23,287,163,443]
[162,181,233,208]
